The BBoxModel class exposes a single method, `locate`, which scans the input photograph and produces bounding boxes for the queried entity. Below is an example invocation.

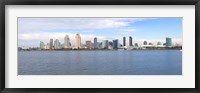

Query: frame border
[1,0,200,93]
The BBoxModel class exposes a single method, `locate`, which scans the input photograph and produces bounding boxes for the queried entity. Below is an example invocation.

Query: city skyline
[18,18,182,47]
[38,33,176,50]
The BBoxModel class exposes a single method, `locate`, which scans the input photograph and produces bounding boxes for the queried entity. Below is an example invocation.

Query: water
[18,50,182,75]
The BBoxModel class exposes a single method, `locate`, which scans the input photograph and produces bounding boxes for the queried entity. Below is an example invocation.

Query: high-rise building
[99,42,103,49]
[75,33,81,48]
[86,41,92,49]
[102,40,109,49]
[50,38,53,49]
[54,39,61,49]
[134,43,138,47]
[97,42,101,49]
[94,37,98,49]
[123,37,126,46]
[129,36,133,46]
[143,41,147,45]
[113,39,118,49]
[108,41,113,47]
[64,34,70,48]
[40,41,45,49]
[46,43,50,49]
[166,37,172,47]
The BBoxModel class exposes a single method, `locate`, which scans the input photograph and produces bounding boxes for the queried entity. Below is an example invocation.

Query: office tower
[99,42,103,49]
[134,43,138,47]
[102,40,109,49]
[46,43,50,49]
[108,41,113,49]
[54,39,61,49]
[166,37,172,47]
[75,33,81,48]
[143,41,147,45]
[50,38,53,49]
[97,42,101,49]
[113,39,118,49]
[64,34,70,48]
[157,42,162,45]
[40,41,45,49]
[108,41,113,47]
[94,37,98,49]
[86,41,92,49]
[123,37,126,46]
[129,36,133,46]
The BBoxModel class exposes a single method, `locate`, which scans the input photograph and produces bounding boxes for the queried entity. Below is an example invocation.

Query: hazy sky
[18,18,182,47]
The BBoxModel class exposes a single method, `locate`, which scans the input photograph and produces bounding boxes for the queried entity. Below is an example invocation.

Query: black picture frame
[0,0,200,93]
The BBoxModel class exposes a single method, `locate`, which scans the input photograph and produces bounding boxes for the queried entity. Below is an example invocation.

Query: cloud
[18,18,157,33]
[126,29,136,32]
[18,17,182,47]
[18,18,132,34]
[120,28,136,35]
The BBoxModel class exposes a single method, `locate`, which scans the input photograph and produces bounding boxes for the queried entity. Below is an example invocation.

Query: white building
[54,39,61,49]
[75,33,81,48]
[64,34,70,48]
[40,41,45,49]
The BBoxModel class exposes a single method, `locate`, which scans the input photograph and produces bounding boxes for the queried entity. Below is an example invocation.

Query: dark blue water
[18,50,182,75]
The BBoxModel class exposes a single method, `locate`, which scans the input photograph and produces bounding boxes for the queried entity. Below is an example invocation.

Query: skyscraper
[129,36,133,46]
[113,39,118,49]
[99,42,103,49]
[75,33,81,48]
[46,43,50,49]
[94,37,98,49]
[166,37,172,47]
[40,41,45,49]
[143,41,147,45]
[64,34,70,48]
[50,38,53,49]
[123,37,126,46]
[102,40,109,49]
[134,43,138,47]
[108,41,113,47]
[54,39,61,49]
[86,41,92,49]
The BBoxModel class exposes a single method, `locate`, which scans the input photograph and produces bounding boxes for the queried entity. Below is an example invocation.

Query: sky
[18,18,182,47]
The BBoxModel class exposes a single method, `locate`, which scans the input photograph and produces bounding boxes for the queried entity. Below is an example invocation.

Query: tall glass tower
[75,33,81,48]
[102,40,109,49]
[64,34,70,48]
[123,37,126,46]
[94,37,98,49]
[113,39,118,49]
[129,36,133,46]
[50,38,53,49]
[40,41,45,49]
[166,37,172,47]
[54,39,61,49]
[143,41,147,45]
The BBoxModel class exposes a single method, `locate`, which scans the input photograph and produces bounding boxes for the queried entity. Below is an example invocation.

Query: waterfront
[18,50,182,75]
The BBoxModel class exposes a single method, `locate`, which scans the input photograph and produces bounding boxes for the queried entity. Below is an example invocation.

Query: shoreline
[18,48,182,52]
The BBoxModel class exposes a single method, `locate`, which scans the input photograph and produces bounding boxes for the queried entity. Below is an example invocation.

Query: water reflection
[18,50,182,75]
